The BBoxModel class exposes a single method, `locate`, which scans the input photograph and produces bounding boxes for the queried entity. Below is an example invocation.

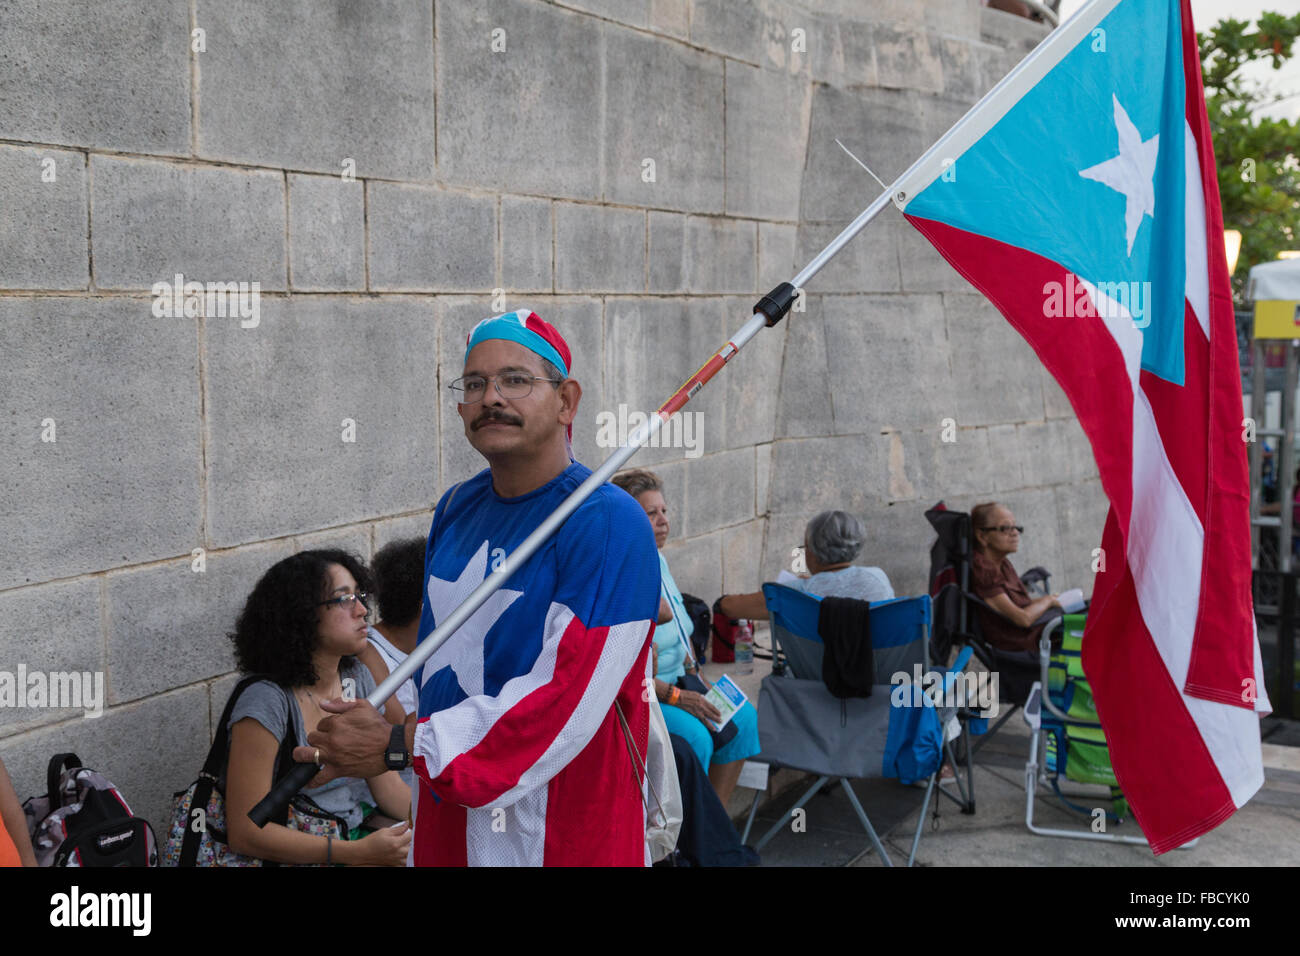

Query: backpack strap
[180,674,297,866]
[45,753,82,808]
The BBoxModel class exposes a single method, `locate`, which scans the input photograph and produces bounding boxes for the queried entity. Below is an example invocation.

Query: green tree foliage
[1199,12,1300,303]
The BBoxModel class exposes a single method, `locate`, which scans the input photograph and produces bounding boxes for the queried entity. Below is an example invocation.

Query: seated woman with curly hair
[222,549,412,866]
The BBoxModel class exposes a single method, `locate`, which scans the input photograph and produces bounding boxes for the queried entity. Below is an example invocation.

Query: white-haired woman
[717,510,894,620]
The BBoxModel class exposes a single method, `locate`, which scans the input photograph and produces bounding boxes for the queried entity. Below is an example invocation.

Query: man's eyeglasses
[318,592,371,611]
[448,372,562,405]
[980,525,1024,535]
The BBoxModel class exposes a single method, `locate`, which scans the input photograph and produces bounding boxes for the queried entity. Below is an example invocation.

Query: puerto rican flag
[896,0,1268,853]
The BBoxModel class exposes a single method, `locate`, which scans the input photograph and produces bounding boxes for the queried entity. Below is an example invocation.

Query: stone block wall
[0,0,1101,831]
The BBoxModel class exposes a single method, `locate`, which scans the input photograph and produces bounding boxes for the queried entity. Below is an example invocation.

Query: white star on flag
[1078,93,1160,256]
[422,540,523,697]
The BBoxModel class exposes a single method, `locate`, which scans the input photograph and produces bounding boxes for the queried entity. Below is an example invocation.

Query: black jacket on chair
[819,597,874,698]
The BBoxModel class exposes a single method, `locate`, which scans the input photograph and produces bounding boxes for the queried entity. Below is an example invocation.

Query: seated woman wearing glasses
[222,550,412,866]
[969,502,1062,653]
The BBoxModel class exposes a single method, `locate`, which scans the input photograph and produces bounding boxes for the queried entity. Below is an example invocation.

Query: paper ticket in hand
[703,674,748,731]
[1058,588,1086,613]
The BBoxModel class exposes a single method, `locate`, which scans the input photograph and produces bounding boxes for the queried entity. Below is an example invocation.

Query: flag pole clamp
[754,282,798,327]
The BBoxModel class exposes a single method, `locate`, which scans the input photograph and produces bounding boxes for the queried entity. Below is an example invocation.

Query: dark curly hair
[371,537,426,626]
[230,549,373,688]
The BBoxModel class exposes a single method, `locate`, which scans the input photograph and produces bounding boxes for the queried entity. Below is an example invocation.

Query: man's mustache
[472,410,523,430]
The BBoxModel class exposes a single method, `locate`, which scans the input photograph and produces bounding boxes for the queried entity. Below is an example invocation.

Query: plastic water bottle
[734,620,754,675]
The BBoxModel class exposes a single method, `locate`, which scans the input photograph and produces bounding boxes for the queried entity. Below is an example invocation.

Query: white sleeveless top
[366,626,418,716]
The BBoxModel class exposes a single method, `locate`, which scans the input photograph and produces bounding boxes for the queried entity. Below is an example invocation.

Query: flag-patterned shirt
[410,462,659,866]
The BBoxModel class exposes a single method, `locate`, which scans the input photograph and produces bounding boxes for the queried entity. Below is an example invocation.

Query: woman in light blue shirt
[613,470,761,809]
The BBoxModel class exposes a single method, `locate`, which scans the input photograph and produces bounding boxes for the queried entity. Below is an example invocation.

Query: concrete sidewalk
[704,628,1300,867]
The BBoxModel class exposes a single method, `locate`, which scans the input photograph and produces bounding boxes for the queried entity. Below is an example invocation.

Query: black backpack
[680,593,712,664]
[23,753,158,866]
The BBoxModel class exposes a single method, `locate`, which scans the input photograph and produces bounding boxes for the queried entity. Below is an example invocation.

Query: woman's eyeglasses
[981,525,1024,534]
[318,592,371,611]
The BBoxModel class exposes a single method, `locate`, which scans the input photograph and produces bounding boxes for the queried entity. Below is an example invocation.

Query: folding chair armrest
[1037,620,1074,722]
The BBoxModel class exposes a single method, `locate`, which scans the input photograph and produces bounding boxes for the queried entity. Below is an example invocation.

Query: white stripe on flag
[1082,281,1264,811]
[1183,122,1210,339]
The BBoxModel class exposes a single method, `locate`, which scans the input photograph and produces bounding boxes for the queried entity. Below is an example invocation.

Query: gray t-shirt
[223,660,377,831]
[791,565,895,603]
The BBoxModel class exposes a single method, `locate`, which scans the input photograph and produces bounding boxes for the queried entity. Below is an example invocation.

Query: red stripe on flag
[904,214,1137,528]
[1084,511,1237,854]
[1178,0,1255,707]
[412,770,468,866]
[431,614,610,807]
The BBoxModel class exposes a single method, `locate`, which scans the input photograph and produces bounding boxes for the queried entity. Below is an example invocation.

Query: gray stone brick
[802,15,876,89]
[208,672,243,742]
[0,684,211,846]
[374,513,435,555]
[292,526,372,563]
[104,541,291,705]
[502,196,553,293]
[1041,363,1073,419]
[196,0,435,179]
[0,297,200,589]
[857,500,934,597]
[558,0,646,28]
[0,145,88,290]
[649,0,689,39]
[822,293,952,433]
[603,298,726,468]
[874,25,944,93]
[91,156,285,290]
[690,0,797,68]
[759,223,798,284]
[725,62,811,221]
[721,297,785,450]
[985,423,1027,489]
[774,298,835,439]
[943,292,1045,426]
[437,0,604,200]
[939,36,986,103]
[796,218,902,294]
[768,435,884,516]
[756,443,772,515]
[762,512,808,581]
[555,204,645,294]
[0,0,190,155]
[0,578,103,735]
[1018,418,1097,487]
[204,297,439,546]
[368,183,495,292]
[1055,479,1108,598]
[683,447,756,537]
[980,5,1051,57]
[648,214,756,294]
[288,174,365,291]
[603,27,725,212]
[930,424,1001,498]
[723,519,765,594]
[661,531,722,607]
[800,85,930,223]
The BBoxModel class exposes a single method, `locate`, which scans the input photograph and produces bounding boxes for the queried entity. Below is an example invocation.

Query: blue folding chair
[740,585,973,866]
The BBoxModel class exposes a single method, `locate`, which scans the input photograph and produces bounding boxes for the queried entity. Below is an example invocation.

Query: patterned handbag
[162,675,345,867]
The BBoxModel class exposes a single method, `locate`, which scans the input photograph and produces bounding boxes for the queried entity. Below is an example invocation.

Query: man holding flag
[296,311,662,866]
[893,0,1269,852]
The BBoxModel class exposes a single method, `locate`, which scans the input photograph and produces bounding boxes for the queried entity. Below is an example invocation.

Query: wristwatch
[384,723,411,771]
